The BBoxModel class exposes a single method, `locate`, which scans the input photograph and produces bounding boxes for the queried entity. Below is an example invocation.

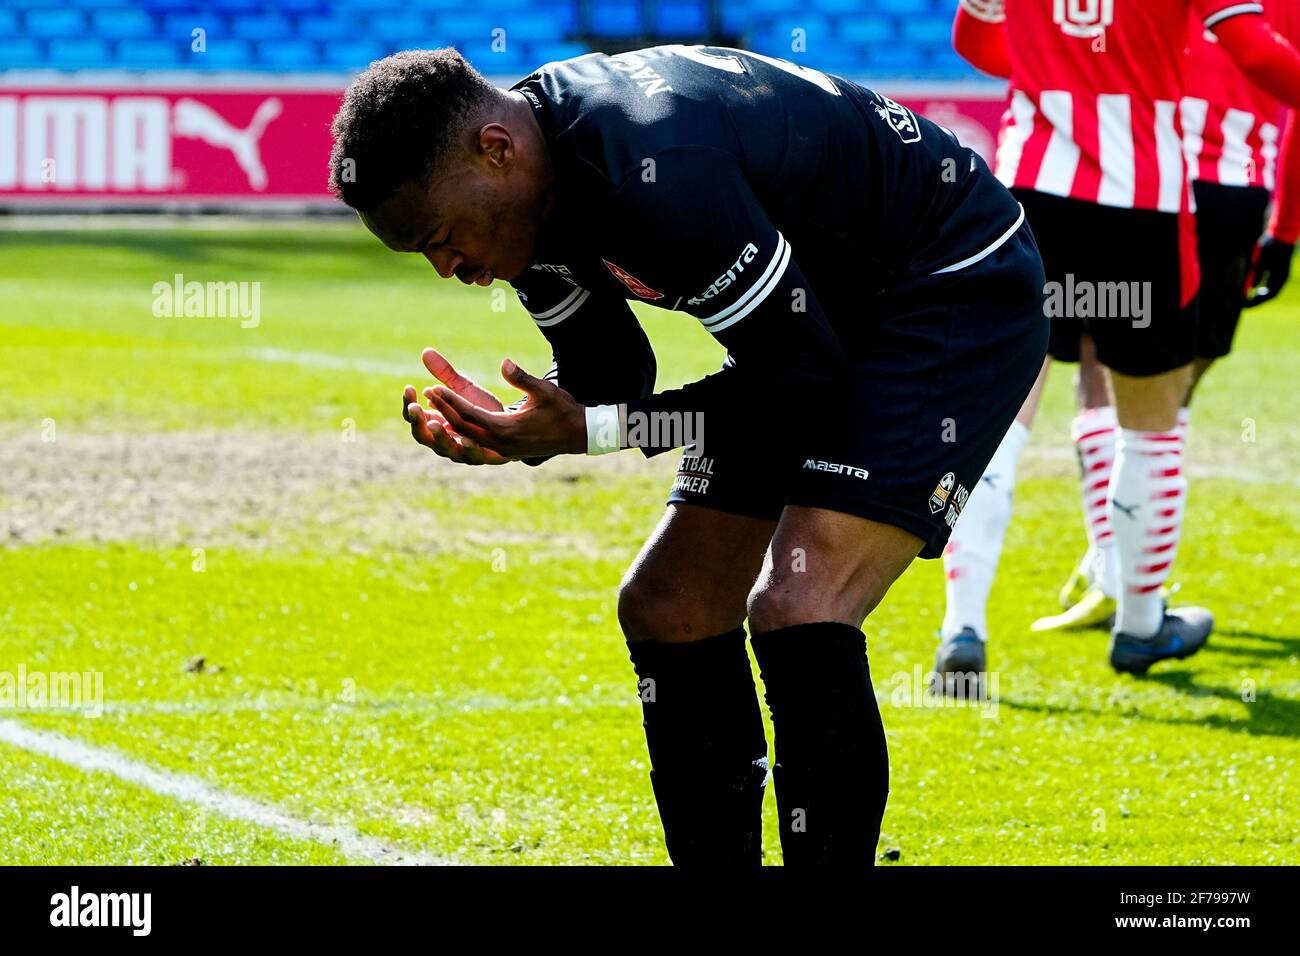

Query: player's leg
[747,220,1047,866]
[746,509,920,866]
[938,357,1044,654]
[1088,207,1214,673]
[1034,333,1125,630]
[619,461,781,866]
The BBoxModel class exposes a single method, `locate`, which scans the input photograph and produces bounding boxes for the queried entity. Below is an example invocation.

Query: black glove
[1246,237,1295,308]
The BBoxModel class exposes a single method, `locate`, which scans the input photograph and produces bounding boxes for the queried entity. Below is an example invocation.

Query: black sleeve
[509,269,657,464]
[599,146,852,456]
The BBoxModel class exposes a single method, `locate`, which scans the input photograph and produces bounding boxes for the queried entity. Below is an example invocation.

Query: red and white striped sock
[1071,406,1118,598]
[1109,427,1187,638]
[941,421,1030,641]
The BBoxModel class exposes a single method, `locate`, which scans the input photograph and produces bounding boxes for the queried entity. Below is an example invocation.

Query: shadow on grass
[999,668,1300,740]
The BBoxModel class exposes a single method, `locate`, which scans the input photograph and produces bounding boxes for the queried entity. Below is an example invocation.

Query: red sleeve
[1209,7,1300,108]
[952,1,1012,80]
[1270,109,1300,241]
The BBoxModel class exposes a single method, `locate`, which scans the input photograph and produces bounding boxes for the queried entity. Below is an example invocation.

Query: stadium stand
[0,0,980,80]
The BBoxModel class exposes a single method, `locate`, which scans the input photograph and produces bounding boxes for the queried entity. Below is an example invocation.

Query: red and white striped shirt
[1182,0,1300,188]
[992,0,1266,212]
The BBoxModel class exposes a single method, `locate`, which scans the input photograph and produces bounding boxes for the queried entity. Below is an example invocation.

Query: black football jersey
[507,45,1026,453]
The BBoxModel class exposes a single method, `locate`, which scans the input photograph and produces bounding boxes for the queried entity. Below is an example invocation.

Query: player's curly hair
[329,48,496,211]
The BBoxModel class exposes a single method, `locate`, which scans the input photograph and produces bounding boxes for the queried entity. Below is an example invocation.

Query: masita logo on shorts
[929,471,956,514]
[803,459,869,479]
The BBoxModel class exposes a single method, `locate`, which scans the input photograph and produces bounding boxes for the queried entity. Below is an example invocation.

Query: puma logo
[173,97,282,190]
[1113,499,1140,520]
[981,473,999,489]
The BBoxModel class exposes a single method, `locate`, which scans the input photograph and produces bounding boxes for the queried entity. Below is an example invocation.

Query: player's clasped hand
[403,347,588,463]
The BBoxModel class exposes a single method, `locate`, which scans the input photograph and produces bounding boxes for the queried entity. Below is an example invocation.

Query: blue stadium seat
[136,0,204,13]
[745,0,801,13]
[162,14,220,41]
[298,16,356,41]
[47,38,112,69]
[901,15,953,45]
[209,0,264,12]
[589,0,644,38]
[315,0,399,10]
[495,14,561,44]
[0,10,18,35]
[321,39,386,71]
[873,0,930,13]
[91,9,156,39]
[459,41,530,77]
[276,0,329,12]
[928,45,978,77]
[719,6,749,34]
[0,38,43,68]
[25,10,85,39]
[368,13,430,44]
[118,39,184,69]
[230,14,294,41]
[839,17,896,45]
[652,0,710,35]
[431,14,498,40]
[191,38,254,68]
[864,42,928,72]
[257,39,321,70]
[527,40,589,65]
[810,0,872,12]
[749,15,833,56]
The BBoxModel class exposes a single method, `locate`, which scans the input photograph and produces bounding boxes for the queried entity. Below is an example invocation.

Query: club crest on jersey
[1054,0,1112,39]
[872,93,921,144]
[603,259,664,300]
[929,471,956,514]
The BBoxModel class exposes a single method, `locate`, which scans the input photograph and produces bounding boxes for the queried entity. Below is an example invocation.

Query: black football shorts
[1013,188,1200,377]
[1192,180,1269,360]
[667,216,1049,559]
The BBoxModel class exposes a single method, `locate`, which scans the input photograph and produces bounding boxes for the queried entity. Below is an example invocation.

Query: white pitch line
[0,718,455,866]
[247,346,416,377]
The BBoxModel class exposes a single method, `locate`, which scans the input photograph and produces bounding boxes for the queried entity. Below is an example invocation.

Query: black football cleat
[930,627,987,699]
[1109,607,1213,675]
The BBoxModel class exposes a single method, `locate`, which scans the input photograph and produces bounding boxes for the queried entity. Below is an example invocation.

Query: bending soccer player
[944,0,1300,677]
[330,46,1047,865]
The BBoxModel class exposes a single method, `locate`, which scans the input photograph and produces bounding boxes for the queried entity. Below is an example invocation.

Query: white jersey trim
[930,203,1025,276]
[697,231,792,334]
[1204,3,1265,29]
[529,286,590,327]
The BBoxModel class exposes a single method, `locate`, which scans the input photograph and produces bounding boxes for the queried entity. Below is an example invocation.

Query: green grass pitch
[0,220,1296,865]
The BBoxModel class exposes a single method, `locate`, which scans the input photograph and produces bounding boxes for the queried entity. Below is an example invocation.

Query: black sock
[749,621,889,867]
[626,628,769,866]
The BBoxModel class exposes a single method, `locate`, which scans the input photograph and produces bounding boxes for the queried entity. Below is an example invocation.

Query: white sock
[942,421,1030,641]
[1176,406,1190,445]
[1110,427,1187,638]
[1071,406,1118,597]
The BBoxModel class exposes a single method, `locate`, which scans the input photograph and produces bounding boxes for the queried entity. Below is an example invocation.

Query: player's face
[358,134,545,286]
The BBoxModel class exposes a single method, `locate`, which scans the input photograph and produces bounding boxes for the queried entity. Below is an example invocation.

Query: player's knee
[617,572,682,643]
[746,579,837,633]
[747,566,892,634]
